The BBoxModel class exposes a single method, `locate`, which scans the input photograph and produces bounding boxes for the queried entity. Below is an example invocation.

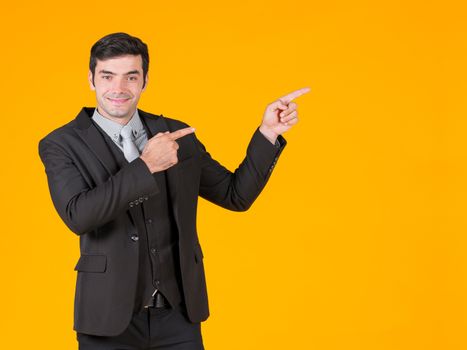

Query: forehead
[95,54,143,73]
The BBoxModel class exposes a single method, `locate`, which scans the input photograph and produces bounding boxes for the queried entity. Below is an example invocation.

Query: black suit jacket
[38,107,286,336]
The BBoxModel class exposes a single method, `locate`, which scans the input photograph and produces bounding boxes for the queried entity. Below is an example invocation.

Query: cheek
[129,89,142,99]
[94,81,111,93]
[97,88,111,98]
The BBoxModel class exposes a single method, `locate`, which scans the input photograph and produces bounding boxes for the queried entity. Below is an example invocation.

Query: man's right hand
[140,127,195,173]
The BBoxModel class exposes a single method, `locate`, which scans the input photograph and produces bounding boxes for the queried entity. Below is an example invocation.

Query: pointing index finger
[278,87,311,104]
[168,127,196,141]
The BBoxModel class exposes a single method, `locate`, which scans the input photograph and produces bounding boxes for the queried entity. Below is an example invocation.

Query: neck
[97,107,135,126]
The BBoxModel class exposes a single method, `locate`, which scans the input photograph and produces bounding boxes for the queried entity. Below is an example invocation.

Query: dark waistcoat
[91,119,184,313]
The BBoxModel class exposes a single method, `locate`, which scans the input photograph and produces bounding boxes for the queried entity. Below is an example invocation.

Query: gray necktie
[120,124,140,162]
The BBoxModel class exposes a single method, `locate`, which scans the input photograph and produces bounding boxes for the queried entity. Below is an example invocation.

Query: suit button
[150,248,157,254]
[146,219,153,225]
[130,234,139,242]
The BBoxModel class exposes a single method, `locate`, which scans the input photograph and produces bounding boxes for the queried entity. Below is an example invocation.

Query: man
[38,32,309,350]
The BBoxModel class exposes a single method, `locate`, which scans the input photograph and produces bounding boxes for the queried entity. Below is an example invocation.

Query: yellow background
[1,0,466,349]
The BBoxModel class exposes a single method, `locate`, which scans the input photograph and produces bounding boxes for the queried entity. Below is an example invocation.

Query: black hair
[89,32,149,88]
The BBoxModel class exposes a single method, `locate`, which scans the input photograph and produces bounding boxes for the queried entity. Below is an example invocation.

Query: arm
[195,127,286,211]
[38,138,159,235]
[195,86,310,211]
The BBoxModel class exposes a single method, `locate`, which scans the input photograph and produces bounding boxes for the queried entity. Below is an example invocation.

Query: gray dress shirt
[92,108,148,154]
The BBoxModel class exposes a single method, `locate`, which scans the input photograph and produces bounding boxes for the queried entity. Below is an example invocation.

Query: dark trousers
[77,304,204,350]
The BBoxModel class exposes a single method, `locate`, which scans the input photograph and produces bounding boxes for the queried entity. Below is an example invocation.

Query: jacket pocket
[74,254,107,273]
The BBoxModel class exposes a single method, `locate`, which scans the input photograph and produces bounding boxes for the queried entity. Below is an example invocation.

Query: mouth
[107,97,130,106]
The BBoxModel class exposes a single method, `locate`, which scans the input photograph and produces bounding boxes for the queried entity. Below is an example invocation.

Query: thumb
[267,100,288,113]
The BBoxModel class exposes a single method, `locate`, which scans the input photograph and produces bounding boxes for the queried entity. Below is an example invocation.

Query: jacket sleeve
[195,127,287,211]
[38,137,160,236]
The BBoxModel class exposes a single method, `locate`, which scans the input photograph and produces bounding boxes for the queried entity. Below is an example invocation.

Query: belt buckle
[154,292,167,308]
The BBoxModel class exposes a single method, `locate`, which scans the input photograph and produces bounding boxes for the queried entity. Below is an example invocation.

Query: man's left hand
[259,87,311,144]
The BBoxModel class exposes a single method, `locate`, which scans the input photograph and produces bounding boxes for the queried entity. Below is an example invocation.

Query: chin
[109,110,130,118]
[102,105,131,119]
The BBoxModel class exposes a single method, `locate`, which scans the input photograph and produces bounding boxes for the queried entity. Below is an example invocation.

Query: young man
[38,32,308,350]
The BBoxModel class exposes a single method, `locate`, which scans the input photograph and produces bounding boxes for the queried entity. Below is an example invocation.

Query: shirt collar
[91,107,144,142]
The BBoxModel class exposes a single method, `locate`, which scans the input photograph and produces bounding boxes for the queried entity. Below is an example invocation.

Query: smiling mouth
[107,98,130,105]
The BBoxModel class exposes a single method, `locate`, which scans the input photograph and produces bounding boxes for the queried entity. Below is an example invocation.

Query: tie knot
[120,124,134,140]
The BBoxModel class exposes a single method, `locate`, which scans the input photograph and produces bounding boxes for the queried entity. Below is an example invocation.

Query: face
[88,54,148,123]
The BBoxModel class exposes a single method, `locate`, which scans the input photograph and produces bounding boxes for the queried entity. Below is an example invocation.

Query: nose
[111,77,128,93]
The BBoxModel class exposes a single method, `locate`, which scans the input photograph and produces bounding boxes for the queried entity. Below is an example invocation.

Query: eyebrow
[98,70,141,75]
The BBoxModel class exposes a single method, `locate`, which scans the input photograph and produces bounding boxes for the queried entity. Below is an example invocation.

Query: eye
[128,76,138,81]
[102,75,111,80]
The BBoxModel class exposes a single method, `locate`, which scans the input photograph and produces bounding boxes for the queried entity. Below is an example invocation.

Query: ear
[88,70,96,91]
[142,73,149,92]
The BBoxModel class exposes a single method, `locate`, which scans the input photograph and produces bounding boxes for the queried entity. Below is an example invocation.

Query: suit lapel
[74,107,139,226]
[74,107,121,175]
[140,110,182,225]
[72,107,184,230]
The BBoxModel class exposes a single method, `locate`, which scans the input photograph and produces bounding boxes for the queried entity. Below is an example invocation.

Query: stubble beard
[97,97,135,121]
